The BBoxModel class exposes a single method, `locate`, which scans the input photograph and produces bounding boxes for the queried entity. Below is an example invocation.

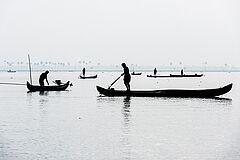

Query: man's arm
[46,78,49,85]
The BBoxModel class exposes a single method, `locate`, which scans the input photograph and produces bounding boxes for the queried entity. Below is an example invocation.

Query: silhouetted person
[82,68,86,77]
[181,69,184,76]
[39,70,49,87]
[121,63,131,91]
[154,68,157,75]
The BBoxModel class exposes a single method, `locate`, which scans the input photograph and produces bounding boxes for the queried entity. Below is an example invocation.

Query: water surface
[0,72,240,160]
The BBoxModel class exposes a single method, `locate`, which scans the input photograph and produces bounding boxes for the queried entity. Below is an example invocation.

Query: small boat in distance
[131,72,142,75]
[79,75,97,79]
[170,74,203,77]
[7,70,16,73]
[147,74,203,78]
[96,83,232,98]
[27,81,70,92]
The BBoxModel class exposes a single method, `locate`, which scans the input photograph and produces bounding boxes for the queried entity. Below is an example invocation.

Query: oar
[108,74,122,89]
[0,82,26,86]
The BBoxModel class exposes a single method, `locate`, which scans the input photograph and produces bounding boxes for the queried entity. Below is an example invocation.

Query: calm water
[0,71,240,160]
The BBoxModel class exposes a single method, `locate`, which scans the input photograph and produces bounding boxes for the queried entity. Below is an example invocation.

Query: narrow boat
[27,81,70,92]
[170,74,203,77]
[131,72,142,75]
[79,75,97,79]
[147,74,203,78]
[147,75,173,78]
[96,83,232,98]
[7,70,16,73]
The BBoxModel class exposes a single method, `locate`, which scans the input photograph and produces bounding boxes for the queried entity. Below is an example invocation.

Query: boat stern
[96,86,105,94]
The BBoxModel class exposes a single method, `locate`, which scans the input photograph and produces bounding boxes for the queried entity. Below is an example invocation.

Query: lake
[0,71,240,160]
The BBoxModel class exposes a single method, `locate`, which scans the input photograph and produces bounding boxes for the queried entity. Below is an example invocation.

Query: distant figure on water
[82,68,86,77]
[181,69,184,76]
[39,70,49,87]
[154,68,157,75]
[121,63,131,91]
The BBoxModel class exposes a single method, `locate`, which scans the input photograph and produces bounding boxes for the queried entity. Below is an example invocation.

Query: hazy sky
[0,0,240,66]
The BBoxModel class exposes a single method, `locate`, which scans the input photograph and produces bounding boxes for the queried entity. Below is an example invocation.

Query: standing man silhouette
[39,70,49,87]
[82,68,86,77]
[154,68,157,75]
[121,63,131,91]
[181,69,184,76]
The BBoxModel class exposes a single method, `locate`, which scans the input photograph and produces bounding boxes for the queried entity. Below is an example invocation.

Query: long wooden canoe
[147,74,203,78]
[96,83,232,98]
[27,81,70,92]
[79,75,97,79]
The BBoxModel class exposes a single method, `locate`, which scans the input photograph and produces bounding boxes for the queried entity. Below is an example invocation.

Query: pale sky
[0,0,240,66]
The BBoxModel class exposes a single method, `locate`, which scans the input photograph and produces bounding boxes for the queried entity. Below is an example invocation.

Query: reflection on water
[39,92,49,106]
[123,97,131,125]
[39,91,49,96]
[39,98,49,107]
[96,96,133,160]
[27,91,49,107]
[121,96,131,160]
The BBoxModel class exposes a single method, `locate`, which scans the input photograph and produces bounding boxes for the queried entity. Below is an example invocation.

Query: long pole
[0,82,26,86]
[108,74,122,89]
[28,54,33,84]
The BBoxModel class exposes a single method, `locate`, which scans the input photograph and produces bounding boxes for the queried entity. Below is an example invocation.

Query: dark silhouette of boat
[79,75,97,79]
[7,70,16,73]
[27,81,70,92]
[131,72,142,75]
[147,74,203,78]
[96,83,232,98]
[170,74,203,77]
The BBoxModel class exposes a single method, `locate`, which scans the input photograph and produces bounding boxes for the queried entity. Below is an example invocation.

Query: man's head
[45,70,49,74]
[121,63,126,68]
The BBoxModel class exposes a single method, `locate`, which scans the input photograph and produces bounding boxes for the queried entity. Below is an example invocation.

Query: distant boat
[170,74,203,77]
[96,83,233,98]
[7,70,16,73]
[147,74,203,78]
[27,81,70,92]
[131,72,142,75]
[79,75,97,79]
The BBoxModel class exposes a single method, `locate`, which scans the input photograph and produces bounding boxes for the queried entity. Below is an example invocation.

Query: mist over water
[0,71,240,160]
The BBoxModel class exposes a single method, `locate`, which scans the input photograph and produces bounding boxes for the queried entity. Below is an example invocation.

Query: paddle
[108,74,123,89]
